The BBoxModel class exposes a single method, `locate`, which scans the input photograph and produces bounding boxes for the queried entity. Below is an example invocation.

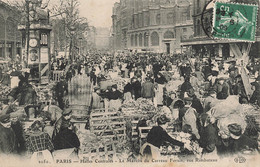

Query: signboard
[28,48,39,64]
[40,48,49,63]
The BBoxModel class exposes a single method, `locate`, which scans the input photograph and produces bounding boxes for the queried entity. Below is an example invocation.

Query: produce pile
[110,78,129,92]
[242,104,260,133]
[169,132,203,155]
[33,83,56,103]
[121,98,156,118]
[165,79,183,93]
[159,71,175,82]
[79,131,113,154]
[0,84,11,99]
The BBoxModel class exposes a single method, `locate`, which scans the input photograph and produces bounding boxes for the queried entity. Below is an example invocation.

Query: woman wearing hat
[26,120,54,163]
[52,108,72,141]
[140,115,186,159]
[107,84,123,111]
[228,123,258,154]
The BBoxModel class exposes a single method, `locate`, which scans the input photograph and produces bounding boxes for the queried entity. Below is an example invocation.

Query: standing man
[141,77,155,101]
[55,76,67,110]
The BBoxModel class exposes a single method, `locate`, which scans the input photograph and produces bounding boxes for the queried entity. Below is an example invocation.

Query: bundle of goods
[33,83,56,103]
[207,96,248,139]
[207,96,243,121]
[160,145,181,155]
[159,71,175,82]
[170,132,203,155]
[242,104,260,134]
[110,78,129,92]
[165,79,183,93]
[151,106,175,125]
[121,98,156,119]
[114,141,134,160]
[0,83,11,100]
[136,98,156,113]
[121,99,137,109]
[79,130,113,155]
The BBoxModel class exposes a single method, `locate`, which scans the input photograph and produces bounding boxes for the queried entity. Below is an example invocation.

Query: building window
[156,14,161,25]
[131,35,134,46]
[163,31,174,39]
[139,33,143,46]
[187,6,191,20]
[144,32,149,47]
[135,34,138,46]
[0,15,5,39]
[183,28,187,33]
[41,33,48,45]
[139,14,143,28]
[167,13,174,24]
[151,31,159,46]
[144,13,149,26]
[197,20,201,36]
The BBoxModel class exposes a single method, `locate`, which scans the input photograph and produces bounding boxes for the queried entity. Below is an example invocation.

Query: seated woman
[140,115,186,159]
[26,121,54,162]
[53,124,80,151]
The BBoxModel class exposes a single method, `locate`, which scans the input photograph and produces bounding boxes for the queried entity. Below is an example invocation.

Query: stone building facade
[111,0,193,53]
[0,1,22,60]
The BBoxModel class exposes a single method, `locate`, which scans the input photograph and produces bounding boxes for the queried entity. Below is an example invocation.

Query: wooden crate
[81,141,116,160]
[138,127,152,148]
[90,110,126,141]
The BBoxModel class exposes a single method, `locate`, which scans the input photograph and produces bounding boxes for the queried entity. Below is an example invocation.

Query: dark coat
[199,124,218,153]
[141,81,154,99]
[180,81,192,99]
[231,134,258,153]
[132,81,142,100]
[250,84,260,106]
[147,126,184,148]
[0,124,17,154]
[191,97,204,114]
[53,128,80,150]
[11,122,26,153]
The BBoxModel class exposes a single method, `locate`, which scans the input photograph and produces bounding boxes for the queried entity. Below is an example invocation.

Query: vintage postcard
[0,0,259,167]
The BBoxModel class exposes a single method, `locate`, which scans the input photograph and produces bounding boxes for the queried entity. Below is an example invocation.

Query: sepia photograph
[0,0,259,167]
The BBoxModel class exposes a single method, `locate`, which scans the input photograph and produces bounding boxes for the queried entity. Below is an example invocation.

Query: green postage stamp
[212,1,258,42]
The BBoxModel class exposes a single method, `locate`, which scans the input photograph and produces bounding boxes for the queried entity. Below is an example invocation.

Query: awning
[181,36,260,46]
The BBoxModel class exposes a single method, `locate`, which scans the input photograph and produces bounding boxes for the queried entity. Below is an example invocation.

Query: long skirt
[140,142,160,160]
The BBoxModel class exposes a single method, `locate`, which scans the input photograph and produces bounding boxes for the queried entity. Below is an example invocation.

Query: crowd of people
[0,51,259,162]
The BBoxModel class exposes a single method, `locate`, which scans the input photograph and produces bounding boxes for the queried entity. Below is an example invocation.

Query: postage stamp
[212,1,258,42]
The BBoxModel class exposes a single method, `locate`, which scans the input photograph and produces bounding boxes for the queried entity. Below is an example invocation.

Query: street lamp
[69,26,76,62]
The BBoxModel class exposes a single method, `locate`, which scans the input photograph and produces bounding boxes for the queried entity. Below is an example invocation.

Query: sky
[3,0,120,28]
[79,0,120,28]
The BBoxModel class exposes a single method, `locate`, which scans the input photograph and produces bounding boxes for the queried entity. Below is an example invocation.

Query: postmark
[212,1,258,42]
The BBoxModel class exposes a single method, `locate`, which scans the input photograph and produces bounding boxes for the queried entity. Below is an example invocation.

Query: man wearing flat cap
[182,97,200,140]
[52,108,72,141]
[0,114,17,154]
